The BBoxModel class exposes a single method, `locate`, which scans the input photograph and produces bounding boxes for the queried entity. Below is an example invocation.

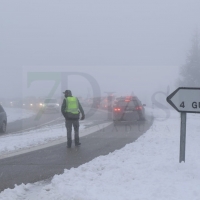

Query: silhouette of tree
[178,31,200,87]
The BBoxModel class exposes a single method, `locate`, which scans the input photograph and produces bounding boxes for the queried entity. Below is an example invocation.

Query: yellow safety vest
[65,97,79,114]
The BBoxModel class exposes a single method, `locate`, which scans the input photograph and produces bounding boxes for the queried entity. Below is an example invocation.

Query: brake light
[136,106,142,110]
[114,108,121,112]
[125,99,130,102]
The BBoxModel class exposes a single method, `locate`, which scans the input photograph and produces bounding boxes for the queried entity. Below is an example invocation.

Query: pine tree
[178,32,200,87]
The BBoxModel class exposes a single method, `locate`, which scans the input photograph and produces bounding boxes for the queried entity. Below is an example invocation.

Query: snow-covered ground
[0,121,110,158]
[1,108,200,199]
[4,107,35,123]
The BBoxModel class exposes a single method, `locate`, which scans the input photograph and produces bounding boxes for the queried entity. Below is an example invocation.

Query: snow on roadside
[0,122,88,155]
[1,109,200,199]
[4,107,35,123]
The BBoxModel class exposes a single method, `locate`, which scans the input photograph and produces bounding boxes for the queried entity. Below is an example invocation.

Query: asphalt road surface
[0,109,153,192]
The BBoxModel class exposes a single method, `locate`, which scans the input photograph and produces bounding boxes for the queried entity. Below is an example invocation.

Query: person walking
[61,90,85,148]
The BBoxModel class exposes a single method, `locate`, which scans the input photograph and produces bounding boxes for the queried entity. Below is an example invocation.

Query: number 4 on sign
[180,102,185,108]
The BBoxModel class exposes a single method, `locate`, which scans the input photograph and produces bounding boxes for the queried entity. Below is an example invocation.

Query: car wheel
[0,121,7,133]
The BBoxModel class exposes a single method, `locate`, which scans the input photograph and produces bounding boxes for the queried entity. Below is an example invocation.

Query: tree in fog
[178,32,200,87]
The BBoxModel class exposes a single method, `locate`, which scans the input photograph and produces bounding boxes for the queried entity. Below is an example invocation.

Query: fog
[1,0,200,104]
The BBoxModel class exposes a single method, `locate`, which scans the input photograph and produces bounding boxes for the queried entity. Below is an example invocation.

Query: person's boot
[75,142,81,146]
[67,141,71,148]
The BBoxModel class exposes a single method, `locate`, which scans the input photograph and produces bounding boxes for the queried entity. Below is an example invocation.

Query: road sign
[166,87,200,113]
[166,87,200,163]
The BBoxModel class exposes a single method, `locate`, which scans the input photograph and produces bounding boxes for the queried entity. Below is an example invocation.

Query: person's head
[63,90,72,98]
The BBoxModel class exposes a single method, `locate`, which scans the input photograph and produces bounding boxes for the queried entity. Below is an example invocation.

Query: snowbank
[0,122,87,155]
[4,107,35,123]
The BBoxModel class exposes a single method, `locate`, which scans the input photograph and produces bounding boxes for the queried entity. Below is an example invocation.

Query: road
[0,109,153,191]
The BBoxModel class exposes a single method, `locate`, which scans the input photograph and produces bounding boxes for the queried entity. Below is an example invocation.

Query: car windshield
[44,99,57,103]
[115,100,137,107]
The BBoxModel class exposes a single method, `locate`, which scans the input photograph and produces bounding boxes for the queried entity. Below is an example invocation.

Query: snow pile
[1,109,200,199]
[4,107,35,123]
[0,122,86,155]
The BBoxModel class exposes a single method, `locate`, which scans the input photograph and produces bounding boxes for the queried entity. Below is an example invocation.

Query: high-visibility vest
[65,97,79,114]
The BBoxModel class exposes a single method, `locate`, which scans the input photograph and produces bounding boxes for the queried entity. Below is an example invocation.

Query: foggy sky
[1,0,200,101]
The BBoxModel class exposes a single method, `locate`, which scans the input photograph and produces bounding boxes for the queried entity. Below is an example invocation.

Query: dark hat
[63,90,72,95]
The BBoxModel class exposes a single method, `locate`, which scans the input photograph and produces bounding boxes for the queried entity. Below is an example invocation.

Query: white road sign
[166,87,200,113]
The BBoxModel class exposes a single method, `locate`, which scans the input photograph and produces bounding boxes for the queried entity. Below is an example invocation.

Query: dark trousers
[65,119,80,146]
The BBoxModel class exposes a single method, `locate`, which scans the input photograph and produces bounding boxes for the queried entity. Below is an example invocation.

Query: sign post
[167,87,200,163]
[180,112,186,162]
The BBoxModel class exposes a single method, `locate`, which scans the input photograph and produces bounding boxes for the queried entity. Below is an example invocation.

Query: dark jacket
[61,96,84,120]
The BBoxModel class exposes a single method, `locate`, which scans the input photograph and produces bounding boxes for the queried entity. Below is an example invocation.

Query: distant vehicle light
[30,104,33,106]
[56,104,60,106]
[114,108,121,112]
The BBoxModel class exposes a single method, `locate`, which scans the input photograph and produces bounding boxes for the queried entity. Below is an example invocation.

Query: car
[0,104,7,133]
[42,98,60,113]
[112,96,146,124]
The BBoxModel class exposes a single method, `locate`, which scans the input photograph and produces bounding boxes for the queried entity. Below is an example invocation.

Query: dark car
[112,96,145,124]
[0,104,7,133]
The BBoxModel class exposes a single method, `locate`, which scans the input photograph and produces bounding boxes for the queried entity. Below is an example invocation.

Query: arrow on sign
[166,87,200,113]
